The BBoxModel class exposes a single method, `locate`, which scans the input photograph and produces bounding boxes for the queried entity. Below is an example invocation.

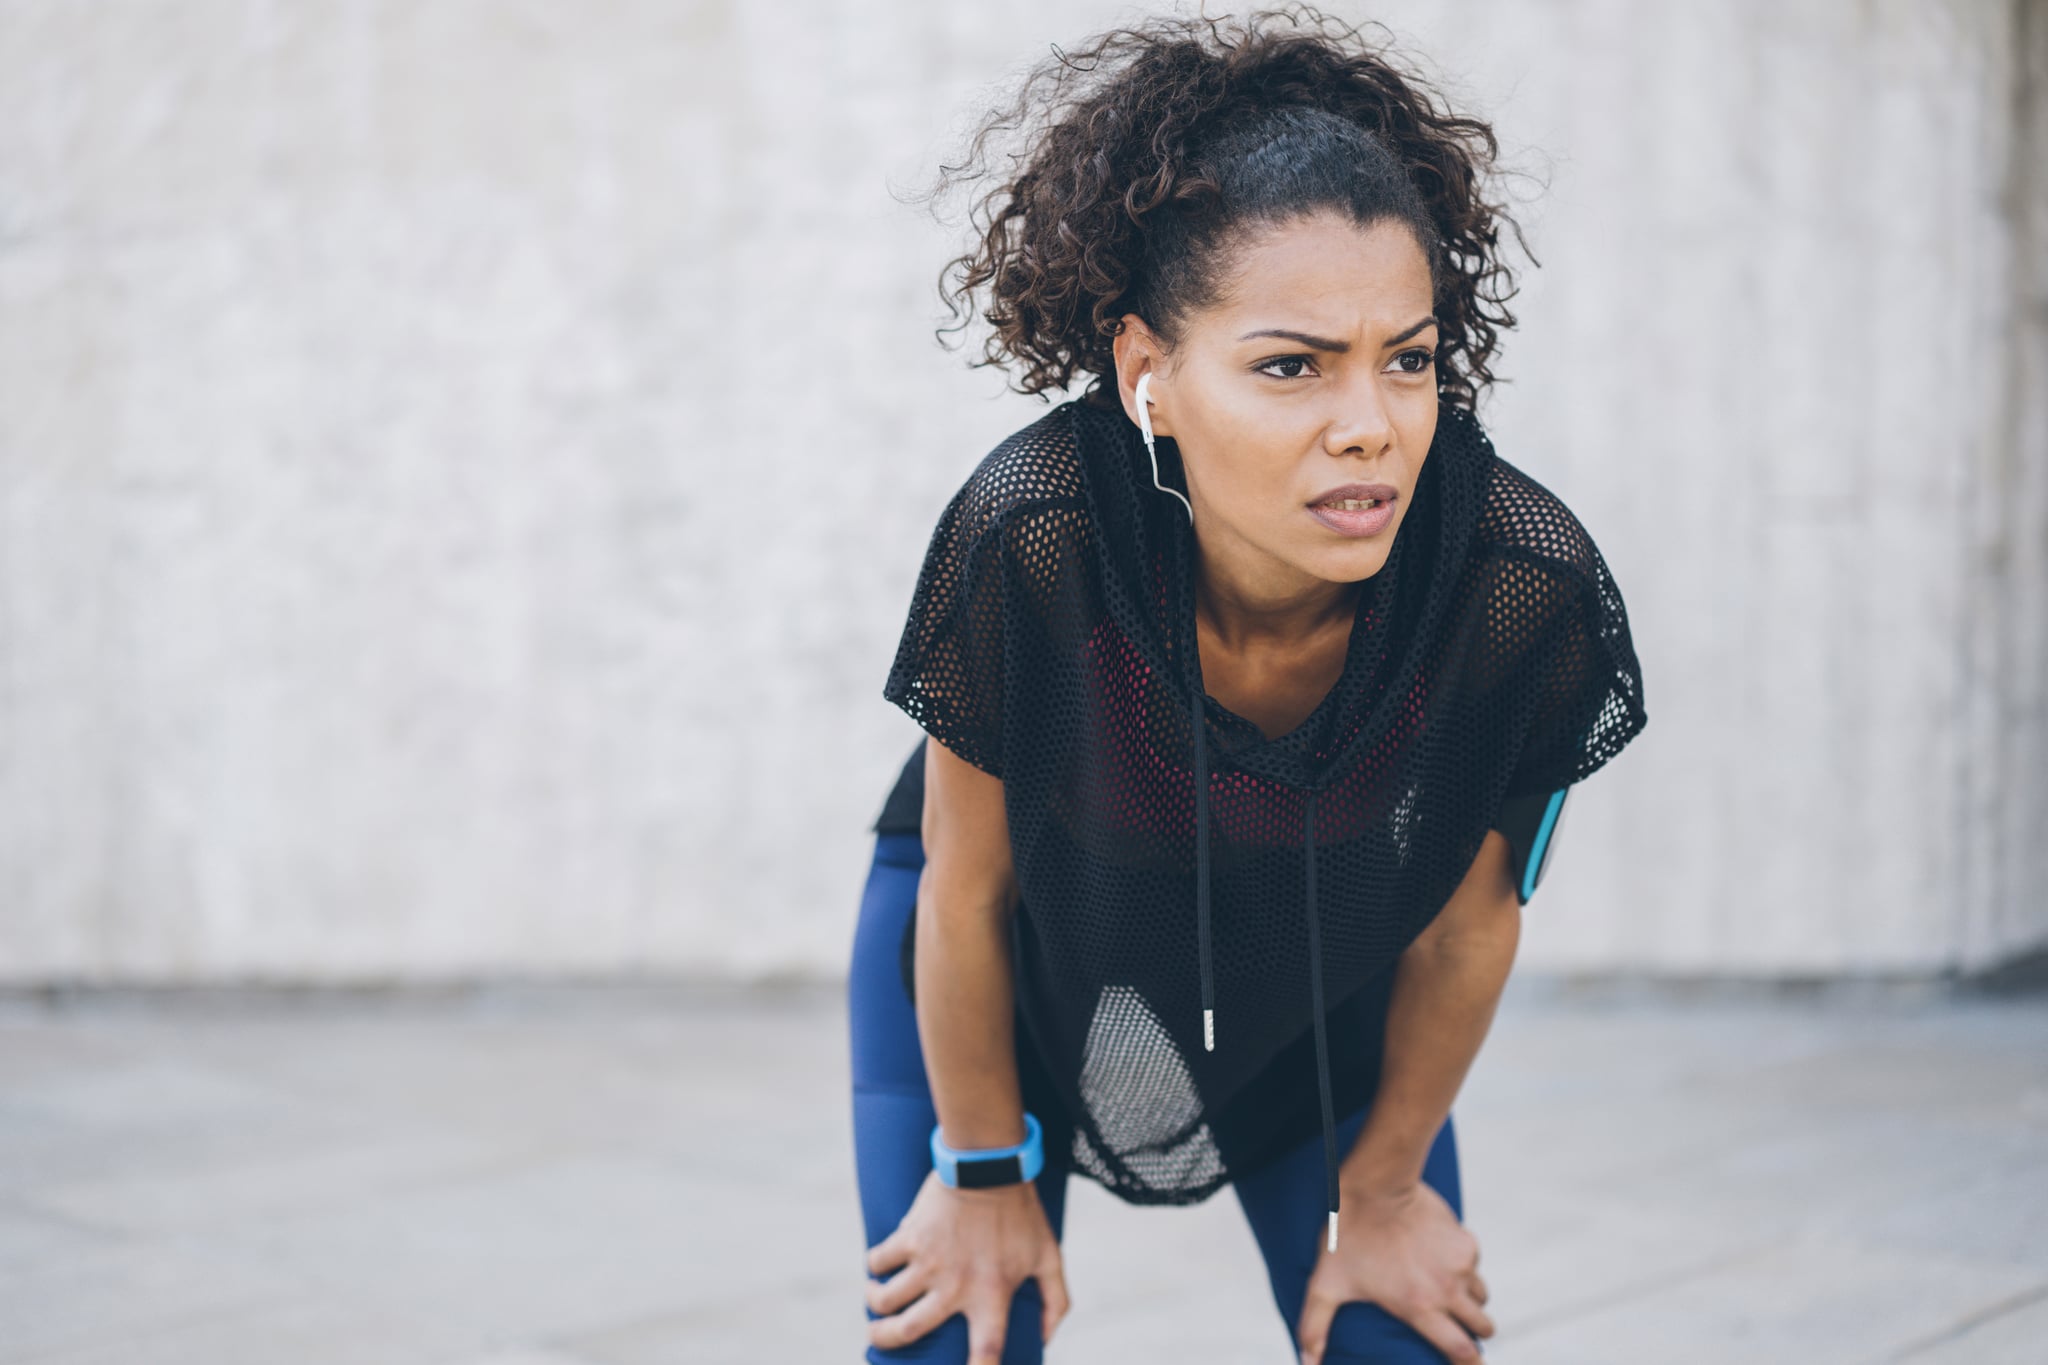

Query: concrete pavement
[0,974,2042,1363]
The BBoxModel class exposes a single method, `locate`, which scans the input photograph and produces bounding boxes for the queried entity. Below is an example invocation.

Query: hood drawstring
[1192,680,1215,1053]
[1303,787,1340,1251]
[1189,685,1342,1253]
[1169,424,1338,1250]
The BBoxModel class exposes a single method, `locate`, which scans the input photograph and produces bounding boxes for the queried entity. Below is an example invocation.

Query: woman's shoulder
[942,401,1092,541]
[1457,436,1641,695]
[884,403,1103,774]
[1470,443,1608,596]
[1458,433,1650,789]
[925,405,1102,613]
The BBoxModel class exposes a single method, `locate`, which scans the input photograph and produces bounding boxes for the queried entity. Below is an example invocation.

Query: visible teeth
[1325,498,1380,510]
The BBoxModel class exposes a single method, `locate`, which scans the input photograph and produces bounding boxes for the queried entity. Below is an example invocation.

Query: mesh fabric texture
[881,393,1647,1210]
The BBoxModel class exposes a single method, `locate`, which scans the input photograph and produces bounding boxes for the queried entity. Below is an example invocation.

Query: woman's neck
[1192,527,1361,652]
[1188,527,1364,740]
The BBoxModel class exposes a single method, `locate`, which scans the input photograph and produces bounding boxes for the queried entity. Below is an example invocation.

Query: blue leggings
[849,831,1464,1363]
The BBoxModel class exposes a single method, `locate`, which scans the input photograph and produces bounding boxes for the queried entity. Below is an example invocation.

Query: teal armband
[1495,785,1573,904]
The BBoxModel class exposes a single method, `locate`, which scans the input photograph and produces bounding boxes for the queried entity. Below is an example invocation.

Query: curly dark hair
[923,5,1534,414]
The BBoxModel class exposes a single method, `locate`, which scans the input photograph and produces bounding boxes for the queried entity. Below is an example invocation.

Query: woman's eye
[1389,347,1436,375]
[1255,355,1316,380]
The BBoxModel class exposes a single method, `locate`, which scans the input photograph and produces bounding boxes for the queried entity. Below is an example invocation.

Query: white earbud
[1134,372,1194,525]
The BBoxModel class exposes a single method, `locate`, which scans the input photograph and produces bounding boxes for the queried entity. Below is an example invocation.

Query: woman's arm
[1296,831,1518,1364]
[864,737,1070,1359]
[915,735,1027,1147]
[1341,829,1521,1197]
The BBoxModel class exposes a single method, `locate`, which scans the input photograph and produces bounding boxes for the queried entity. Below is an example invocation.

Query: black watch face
[954,1154,1026,1188]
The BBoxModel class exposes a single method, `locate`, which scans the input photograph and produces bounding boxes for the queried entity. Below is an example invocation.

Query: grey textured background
[2,0,2044,985]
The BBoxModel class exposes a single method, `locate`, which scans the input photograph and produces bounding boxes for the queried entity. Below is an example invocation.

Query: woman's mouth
[1307,483,1398,537]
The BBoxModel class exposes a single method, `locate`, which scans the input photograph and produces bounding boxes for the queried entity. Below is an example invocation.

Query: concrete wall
[1,0,2042,985]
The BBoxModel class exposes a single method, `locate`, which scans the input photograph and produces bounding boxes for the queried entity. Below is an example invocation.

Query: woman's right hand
[864,1167,1071,1361]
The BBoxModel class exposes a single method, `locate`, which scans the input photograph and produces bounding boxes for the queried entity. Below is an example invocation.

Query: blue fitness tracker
[931,1112,1044,1189]
[1494,785,1573,905]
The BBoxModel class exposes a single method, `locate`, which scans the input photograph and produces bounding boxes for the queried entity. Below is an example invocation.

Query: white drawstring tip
[1327,1211,1339,1252]
[1203,1009,1214,1051]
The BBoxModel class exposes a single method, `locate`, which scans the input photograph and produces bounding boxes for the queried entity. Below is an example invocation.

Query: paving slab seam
[9,1286,313,1365]
[554,1270,850,1346]
[1876,1277,2048,1362]
[0,1194,118,1242]
[1495,1234,1797,1338]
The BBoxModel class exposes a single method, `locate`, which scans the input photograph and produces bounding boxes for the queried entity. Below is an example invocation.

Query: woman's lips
[1307,483,1398,537]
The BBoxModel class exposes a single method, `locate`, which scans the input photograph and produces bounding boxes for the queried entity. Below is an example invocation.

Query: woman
[848,9,1648,1363]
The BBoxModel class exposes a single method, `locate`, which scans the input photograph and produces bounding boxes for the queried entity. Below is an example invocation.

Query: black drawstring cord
[1189,683,1340,1250]
[1179,494,1331,1246]
[1304,787,1341,1251]
[1193,680,1214,1052]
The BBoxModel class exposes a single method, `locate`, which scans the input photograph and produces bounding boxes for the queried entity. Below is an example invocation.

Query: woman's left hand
[1295,1179,1493,1365]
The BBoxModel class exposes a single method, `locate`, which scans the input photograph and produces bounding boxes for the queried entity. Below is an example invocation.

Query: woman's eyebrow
[1237,316,1440,351]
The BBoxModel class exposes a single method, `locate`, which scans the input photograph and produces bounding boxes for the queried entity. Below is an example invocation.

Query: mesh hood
[883,394,1647,1212]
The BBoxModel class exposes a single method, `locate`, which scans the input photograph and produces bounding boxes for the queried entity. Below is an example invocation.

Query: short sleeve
[881,483,1014,778]
[1502,544,1648,800]
[882,408,1094,780]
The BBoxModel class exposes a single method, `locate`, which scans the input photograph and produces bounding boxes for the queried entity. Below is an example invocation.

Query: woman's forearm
[913,867,1029,1149]
[913,738,1031,1152]
[1340,834,1522,1198]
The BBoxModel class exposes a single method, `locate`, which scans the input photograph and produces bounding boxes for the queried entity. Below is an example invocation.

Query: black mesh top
[880,394,1647,1221]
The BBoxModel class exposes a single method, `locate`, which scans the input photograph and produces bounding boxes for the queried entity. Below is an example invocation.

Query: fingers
[1298,1270,1493,1365]
[1452,1240,1494,1338]
[966,1302,1009,1364]
[865,1227,909,1277]
[865,1271,1034,1360]
[1296,1281,1339,1365]
[1448,1280,1496,1343]
[866,1286,953,1353]
[1419,1310,1487,1364]
[864,1262,930,1317]
[1036,1254,1072,1344]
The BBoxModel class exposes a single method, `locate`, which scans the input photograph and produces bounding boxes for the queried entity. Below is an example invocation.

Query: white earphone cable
[1135,372,1194,525]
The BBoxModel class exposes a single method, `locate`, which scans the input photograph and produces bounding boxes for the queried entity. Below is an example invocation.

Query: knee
[1318,1299,1466,1363]
[862,1278,1046,1365]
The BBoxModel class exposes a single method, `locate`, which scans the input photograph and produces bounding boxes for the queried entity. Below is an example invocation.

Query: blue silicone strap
[931,1111,1044,1187]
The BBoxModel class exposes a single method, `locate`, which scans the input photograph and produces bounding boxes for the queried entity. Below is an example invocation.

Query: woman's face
[1114,210,1440,593]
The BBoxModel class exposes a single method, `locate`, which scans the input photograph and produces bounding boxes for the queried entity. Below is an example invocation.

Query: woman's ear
[1112,315,1172,439]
